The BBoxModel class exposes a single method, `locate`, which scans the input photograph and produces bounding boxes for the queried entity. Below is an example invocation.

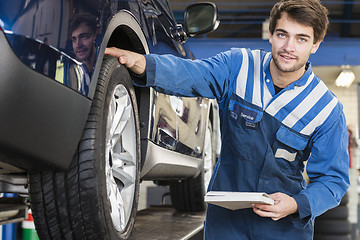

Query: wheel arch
[94,10,152,169]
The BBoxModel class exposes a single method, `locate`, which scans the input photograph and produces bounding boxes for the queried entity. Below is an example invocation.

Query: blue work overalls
[141,48,350,240]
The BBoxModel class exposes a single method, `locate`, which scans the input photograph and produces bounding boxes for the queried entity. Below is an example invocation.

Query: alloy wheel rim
[105,84,137,232]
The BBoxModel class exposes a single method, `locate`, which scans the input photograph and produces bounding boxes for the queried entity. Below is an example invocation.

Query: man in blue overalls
[105,0,350,239]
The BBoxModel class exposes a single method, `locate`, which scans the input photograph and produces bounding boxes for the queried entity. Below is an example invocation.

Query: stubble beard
[81,46,95,69]
[272,52,306,73]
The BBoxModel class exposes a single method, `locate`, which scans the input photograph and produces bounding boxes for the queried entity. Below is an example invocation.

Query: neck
[85,48,96,73]
[269,59,306,88]
[85,60,94,73]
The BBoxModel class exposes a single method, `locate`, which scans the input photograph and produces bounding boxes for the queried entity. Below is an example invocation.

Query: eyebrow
[275,28,311,39]
[72,32,92,39]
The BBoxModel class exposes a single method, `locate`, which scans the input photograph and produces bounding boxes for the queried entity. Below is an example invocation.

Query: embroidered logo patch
[233,104,258,123]
[230,111,238,120]
[229,99,263,124]
[245,121,256,128]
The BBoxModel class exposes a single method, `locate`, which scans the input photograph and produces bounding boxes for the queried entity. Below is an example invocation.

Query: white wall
[313,66,359,136]
[313,66,359,226]
[330,83,358,133]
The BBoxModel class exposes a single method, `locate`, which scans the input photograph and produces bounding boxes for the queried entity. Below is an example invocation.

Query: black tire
[317,205,349,220]
[340,192,349,206]
[314,234,351,240]
[170,119,216,211]
[29,56,141,240]
[314,219,351,235]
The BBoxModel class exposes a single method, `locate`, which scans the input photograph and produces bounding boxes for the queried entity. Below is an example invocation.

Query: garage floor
[130,207,205,240]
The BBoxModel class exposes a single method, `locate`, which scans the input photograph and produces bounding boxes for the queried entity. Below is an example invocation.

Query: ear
[268,29,273,44]
[311,41,321,54]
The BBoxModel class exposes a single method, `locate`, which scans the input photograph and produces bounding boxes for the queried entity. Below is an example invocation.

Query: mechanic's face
[269,12,320,75]
[72,22,96,62]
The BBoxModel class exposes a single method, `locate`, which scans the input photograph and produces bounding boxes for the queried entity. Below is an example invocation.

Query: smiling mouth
[76,49,88,55]
[279,53,297,61]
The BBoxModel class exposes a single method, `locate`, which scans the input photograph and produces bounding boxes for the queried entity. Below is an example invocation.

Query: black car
[0,0,220,239]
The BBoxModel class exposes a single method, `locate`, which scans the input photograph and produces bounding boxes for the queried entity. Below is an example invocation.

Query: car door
[156,0,208,157]
[140,0,207,157]
[139,0,181,151]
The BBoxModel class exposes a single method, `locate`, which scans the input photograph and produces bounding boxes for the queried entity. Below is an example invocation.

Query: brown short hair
[70,13,98,35]
[269,0,329,43]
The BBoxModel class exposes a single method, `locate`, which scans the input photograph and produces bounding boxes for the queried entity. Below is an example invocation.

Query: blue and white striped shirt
[236,48,340,136]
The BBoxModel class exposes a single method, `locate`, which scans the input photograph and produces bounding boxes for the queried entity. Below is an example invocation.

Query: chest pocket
[228,99,263,126]
[272,125,309,175]
[227,97,267,161]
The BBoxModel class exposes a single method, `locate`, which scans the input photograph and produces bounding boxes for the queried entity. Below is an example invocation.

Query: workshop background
[182,1,360,239]
[1,0,359,239]
[145,1,360,240]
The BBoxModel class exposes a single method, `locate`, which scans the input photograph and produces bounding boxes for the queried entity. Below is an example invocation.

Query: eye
[277,33,285,38]
[79,33,92,40]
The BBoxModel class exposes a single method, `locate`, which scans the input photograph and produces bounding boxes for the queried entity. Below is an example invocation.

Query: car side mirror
[183,2,220,37]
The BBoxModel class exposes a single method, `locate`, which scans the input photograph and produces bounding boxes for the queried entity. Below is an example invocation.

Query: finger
[253,208,280,220]
[253,207,272,217]
[253,205,281,218]
[252,204,274,212]
[105,48,129,65]
[105,47,127,59]
[104,47,120,56]
[119,56,126,64]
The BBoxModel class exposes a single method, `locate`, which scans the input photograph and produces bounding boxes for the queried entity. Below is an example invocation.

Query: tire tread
[29,56,140,239]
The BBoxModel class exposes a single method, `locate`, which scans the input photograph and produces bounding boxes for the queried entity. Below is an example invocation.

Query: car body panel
[0,30,91,170]
[0,0,216,180]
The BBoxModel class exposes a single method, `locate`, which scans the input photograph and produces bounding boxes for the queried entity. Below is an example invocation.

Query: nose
[73,38,82,49]
[284,38,296,52]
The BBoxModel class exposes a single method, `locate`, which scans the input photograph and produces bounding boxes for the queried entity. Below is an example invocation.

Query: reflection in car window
[69,13,99,95]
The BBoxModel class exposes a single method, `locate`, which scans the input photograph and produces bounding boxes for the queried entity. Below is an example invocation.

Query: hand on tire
[105,47,146,75]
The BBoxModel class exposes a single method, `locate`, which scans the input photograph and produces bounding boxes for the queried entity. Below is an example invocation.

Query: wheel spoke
[108,177,125,230]
[110,145,136,189]
[119,203,126,230]
[113,152,135,165]
[110,98,126,135]
[107,96,117,134]
[119,105,132,133]
[107,159,130,232]
[111,106,132,140]
[112,167,135,189]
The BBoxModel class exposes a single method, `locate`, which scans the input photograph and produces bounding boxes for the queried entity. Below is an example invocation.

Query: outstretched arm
[105,47,146,75]
[106,46,236,100]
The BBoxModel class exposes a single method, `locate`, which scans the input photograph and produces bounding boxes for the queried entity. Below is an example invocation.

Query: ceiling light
[335,67,355,88]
